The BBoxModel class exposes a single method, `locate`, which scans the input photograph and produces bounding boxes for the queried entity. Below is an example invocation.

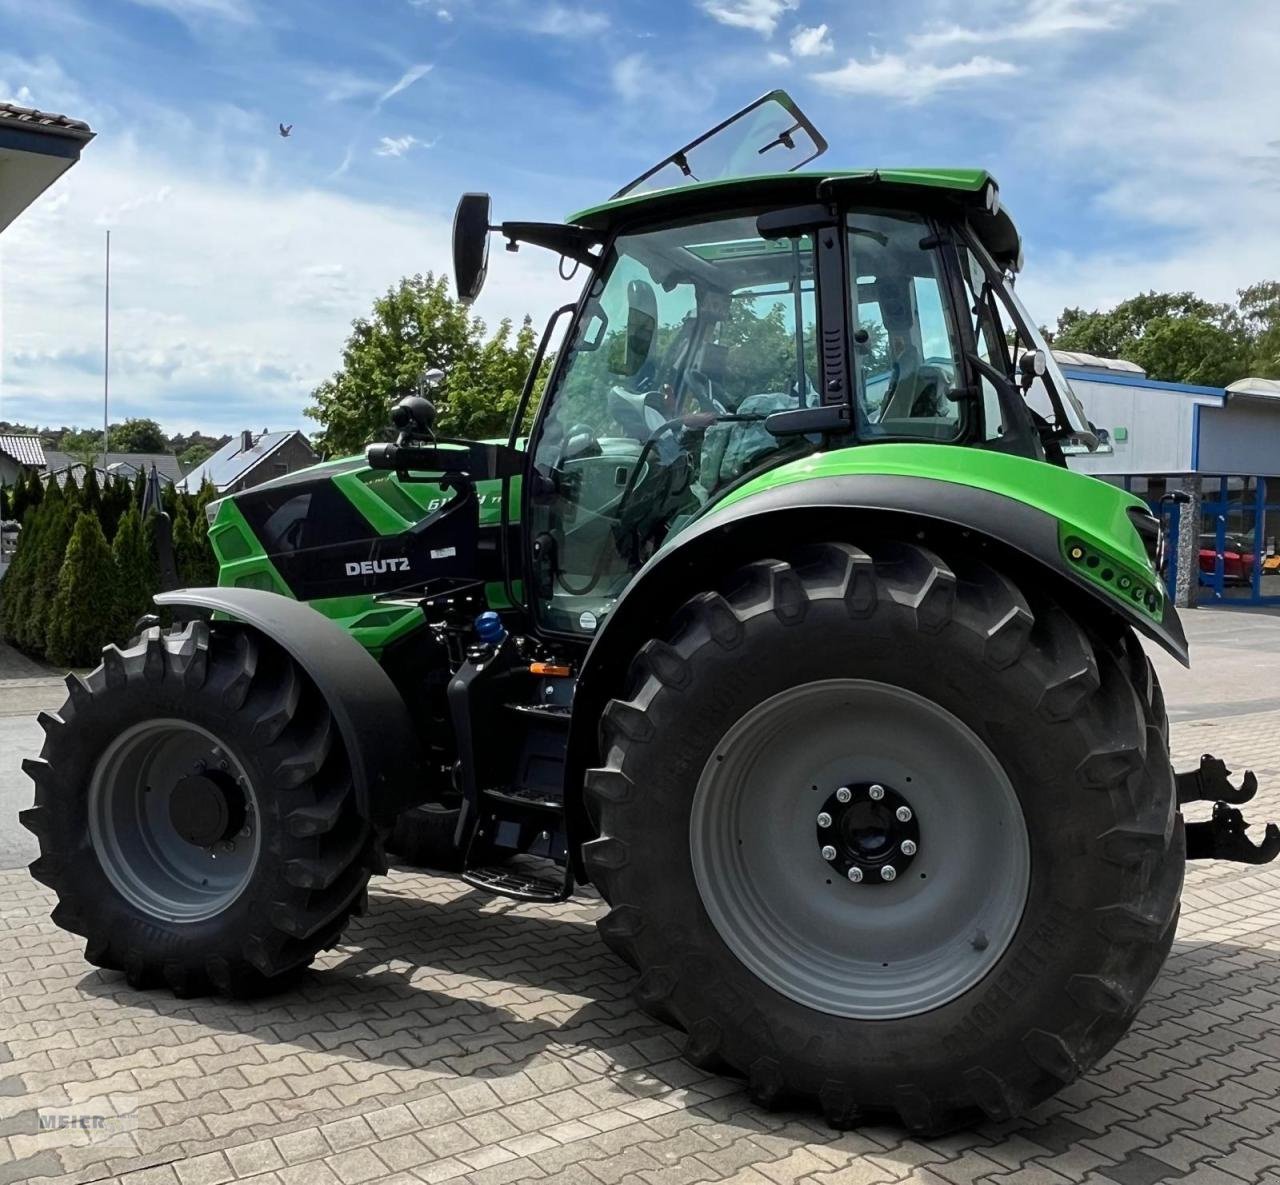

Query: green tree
[1054,290,1250,386]
[111,507,154,637]
[23,483,75,657]
[1238,281,1280,378]
[47,512,117,668]
[0,502,42,643]
[13,468,42,523]
[59,428,105,467]
[108,417,167,454]
[80,465,102,527]
[438,316,543,439]
[178,442,213,471]
[306,272,543,454]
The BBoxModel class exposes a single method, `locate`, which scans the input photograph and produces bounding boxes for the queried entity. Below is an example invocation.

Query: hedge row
[0,469,219,668]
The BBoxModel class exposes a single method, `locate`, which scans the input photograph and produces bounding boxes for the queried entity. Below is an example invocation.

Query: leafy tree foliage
[47,513,117,669]
[0,472,217,667]
[1238,281,1280,378]
[111,507,154,638]
[306,273,556,453]
[178,442,213,471]
[108,417,167,454]
[1052,284,1280,386]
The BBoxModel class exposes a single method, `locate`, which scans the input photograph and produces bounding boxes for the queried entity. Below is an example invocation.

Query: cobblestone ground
[3,620,1280,1185]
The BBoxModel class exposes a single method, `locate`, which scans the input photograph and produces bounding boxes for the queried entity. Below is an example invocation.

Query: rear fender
[564,473,1188,880]
[155,587,426,823]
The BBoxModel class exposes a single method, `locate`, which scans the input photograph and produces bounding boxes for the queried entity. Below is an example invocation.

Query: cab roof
[567,168,1022,271]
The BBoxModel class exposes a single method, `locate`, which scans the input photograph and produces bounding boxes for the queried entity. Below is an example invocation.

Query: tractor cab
[445,91,1096,640]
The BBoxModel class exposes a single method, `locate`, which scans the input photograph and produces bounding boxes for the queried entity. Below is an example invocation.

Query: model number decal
[345,559,411,576]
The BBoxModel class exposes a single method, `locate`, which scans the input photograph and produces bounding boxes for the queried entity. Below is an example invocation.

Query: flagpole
[103,229,110,477]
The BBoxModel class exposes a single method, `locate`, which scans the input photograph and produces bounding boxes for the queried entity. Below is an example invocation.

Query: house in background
[0,103,94,234]
[178,430,317,495]
[43,452,183,489]
[0,433,46,486]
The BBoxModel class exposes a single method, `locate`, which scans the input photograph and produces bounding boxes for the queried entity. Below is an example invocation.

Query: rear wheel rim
[89,719,262,923]
[690,678,1030,1019]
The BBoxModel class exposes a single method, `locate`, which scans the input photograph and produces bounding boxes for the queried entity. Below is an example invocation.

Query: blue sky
[1,0,1277,436]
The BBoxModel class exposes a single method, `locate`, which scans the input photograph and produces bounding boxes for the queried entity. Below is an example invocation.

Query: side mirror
[453,193,492,305]
[1019,348,1047,393]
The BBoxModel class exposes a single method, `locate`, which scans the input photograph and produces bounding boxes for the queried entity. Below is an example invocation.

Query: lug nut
[900,839,917,856]
[821,845,837,861]
[816,812,832,829]
[836,786,851,803]
[880,865,897,882]
[847,867,863,883]
[895,805,912,823]
[868,784,885,800]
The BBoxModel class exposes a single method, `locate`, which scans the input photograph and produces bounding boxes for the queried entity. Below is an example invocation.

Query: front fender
[155,587,425,823]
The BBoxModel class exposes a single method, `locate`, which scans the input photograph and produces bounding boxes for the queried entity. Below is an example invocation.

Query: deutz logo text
[345,559,411,576]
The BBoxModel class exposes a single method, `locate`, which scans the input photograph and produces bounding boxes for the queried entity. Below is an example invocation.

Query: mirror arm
[499,221,600,266]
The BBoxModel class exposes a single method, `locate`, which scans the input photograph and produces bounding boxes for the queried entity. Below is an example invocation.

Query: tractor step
[504,702,572,725]
[461,865,571,903]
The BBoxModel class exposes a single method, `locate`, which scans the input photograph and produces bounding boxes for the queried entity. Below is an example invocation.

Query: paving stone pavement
[3,624,1280,1185]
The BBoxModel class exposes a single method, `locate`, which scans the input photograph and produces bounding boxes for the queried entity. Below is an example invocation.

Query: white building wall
[1062,376,1219,476]
[1196,400,1280,476]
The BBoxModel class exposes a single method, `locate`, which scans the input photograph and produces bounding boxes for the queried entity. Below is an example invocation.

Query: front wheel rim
[89,719,262,923]
[690,679,1031,1020]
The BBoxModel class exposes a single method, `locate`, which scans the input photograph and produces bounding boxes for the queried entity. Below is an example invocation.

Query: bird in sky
[279,123,293,138]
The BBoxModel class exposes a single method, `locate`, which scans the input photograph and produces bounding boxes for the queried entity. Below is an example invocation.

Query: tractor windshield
[612,90,826,200]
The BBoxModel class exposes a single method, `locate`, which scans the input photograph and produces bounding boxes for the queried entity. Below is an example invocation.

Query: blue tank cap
[474,611,506,644]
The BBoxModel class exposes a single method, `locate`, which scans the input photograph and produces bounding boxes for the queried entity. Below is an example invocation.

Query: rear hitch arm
[1176,754,1258,806]
[1185,801,1280,865]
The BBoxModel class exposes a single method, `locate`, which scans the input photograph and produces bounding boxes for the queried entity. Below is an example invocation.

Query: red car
[1199,534,1255,586]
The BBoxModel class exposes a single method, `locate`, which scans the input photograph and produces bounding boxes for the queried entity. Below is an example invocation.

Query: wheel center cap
[168,772,245,848]
[816,781,920,883]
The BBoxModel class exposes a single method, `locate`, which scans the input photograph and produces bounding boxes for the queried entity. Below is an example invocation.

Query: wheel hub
[168,771,246,848]
[817,782,919,883]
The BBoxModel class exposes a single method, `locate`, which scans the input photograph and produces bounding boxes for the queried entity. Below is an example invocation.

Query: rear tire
[584,539,1182,1130]
[22,622,379,997]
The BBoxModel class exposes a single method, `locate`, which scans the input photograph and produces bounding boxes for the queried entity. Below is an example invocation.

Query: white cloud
[377,63,433,107]
[528,5,610,36]
[813,52,1020,102]
[789,23,832,57]
[0,137,562,436]
[909,0,1143,49]
[437,7,452,19]
[302,67,383,104]
[124,0,256,25]
[0,82,34,105]
[374,134,435,157]
[767,50,790,67]
[699,0,798,38]
[612,53,648,103]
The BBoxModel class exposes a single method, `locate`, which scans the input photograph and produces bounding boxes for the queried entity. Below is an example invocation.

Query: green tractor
[23,92,1279,1129]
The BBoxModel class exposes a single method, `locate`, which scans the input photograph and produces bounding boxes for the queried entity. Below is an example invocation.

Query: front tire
[584,539,1182,1130]
[22,622,379,997]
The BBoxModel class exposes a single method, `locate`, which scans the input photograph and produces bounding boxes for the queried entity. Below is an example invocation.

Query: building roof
[1226,377,1280,401]
[0,103,94,142]
[179,430,313,493]
[0,434,47,468]
[0,102,95,234]
[104,453,183,484]
[1051,350,1146,375]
